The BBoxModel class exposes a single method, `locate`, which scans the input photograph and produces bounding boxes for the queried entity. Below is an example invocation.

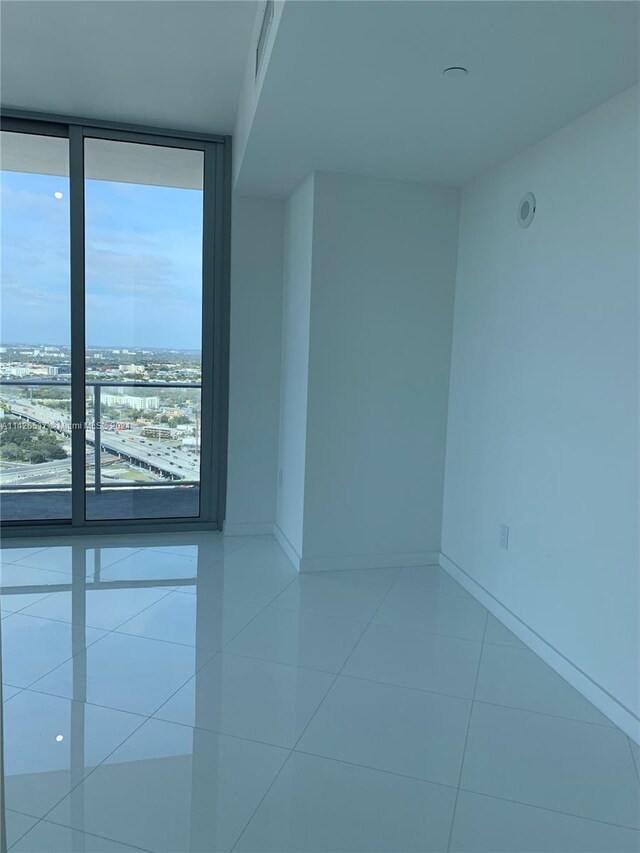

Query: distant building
[142,426,171,439]
[119,364,146,375]
[102,394,160,410]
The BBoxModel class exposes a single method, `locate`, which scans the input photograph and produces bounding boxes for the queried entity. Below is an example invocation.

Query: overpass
[1,400,200,482]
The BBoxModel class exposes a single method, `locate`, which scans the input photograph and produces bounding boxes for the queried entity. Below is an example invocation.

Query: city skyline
[0,342,201,352]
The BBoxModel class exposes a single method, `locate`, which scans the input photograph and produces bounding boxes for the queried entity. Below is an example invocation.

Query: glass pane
[83,138,204,520]
[0,132,71,522]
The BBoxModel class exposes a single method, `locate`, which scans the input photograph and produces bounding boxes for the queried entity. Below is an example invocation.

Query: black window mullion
[69,126,86,526]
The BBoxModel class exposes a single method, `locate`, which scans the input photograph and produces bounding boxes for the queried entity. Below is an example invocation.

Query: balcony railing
[0,379,201,496]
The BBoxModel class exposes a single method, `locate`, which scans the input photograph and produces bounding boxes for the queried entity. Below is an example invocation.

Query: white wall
[275,174,315,556]
[442,86,640,721]
[225,195,284,535]
[292,171,460,570]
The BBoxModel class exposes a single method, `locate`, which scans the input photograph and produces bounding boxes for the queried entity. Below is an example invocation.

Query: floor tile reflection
[0,592,53,615]
[30,631,206,717]
[99,550,198,582]
[0,548,46,566]
[3,689,145,817]
[2,685,23,702]
[9,547,143,577]
[47,717,288,852]
[11,820,148,852]
[117,590,262,651]
[1,614,107,688]
[4,810,39,850]
[1,535,638,853]
[20,586,173,631]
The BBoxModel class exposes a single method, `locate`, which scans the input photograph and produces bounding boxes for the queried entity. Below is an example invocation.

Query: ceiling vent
[255,1,275,80]
[517,192,536,228]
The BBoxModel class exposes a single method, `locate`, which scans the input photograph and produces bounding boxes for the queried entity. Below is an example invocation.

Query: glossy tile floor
[0,534,638,852]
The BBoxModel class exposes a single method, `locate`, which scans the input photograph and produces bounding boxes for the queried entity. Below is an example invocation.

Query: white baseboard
[439,552,640,745]
[273,524,301,571]
[271,530,438,575]
[223,522,274,536]
[299,551,440,573]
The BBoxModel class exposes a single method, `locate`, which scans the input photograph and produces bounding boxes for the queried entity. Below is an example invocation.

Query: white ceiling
[235,1,640,196]
[0,0,258,134]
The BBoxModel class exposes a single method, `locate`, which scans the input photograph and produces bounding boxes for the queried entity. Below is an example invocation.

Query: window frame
[0,110,231,537]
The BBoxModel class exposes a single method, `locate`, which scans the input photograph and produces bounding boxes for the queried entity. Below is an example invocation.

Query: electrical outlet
[500,524,509,550]
[278,469,283,489]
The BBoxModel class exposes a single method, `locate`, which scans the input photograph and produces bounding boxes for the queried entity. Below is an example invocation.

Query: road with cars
[1,400,200,481]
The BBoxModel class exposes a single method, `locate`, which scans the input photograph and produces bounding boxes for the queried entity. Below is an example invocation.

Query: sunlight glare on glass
[54,191,63,199]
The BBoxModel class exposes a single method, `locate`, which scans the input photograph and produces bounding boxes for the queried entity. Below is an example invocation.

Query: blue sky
[1,170,203,349]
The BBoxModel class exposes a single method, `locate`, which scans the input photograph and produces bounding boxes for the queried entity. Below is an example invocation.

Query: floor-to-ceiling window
[0,118,229,531]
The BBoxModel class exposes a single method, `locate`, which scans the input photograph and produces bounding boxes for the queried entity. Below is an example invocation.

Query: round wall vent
[518,192,536,228]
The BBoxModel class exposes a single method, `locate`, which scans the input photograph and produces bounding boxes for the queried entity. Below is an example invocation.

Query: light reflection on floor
[0,534,638,852]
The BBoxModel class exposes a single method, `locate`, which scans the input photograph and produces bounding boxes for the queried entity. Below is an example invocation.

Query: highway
[1,399,200,481]
[0,458,71,486]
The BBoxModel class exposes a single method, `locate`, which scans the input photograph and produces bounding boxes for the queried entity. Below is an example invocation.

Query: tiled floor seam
[32,709,151,830]
[12,590,182,694]
[332,670,617,730]
[13,570,299,720]
[229,749,295,853]
[5,533,250,586]
[264,601,375,625]
[6,684,151,722]
[628,737,640,784]
[4,548,636,850]
[278,747,640,836]
[455,787,640,833]
[8,814,154,853]
[446,608,489,853]
[5,808,42,853]
[230,564,402,851]
[148,574,301,724]
[10,545,277,697]
[13,585,176,635]
[286,563,401,750]
[0,591,57,616]
[11,546,146,578]
[5,598,623,736]
[372,621,485,645]
[12,626,109,694]
[5,815,37,852]
[291,747,460,791]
